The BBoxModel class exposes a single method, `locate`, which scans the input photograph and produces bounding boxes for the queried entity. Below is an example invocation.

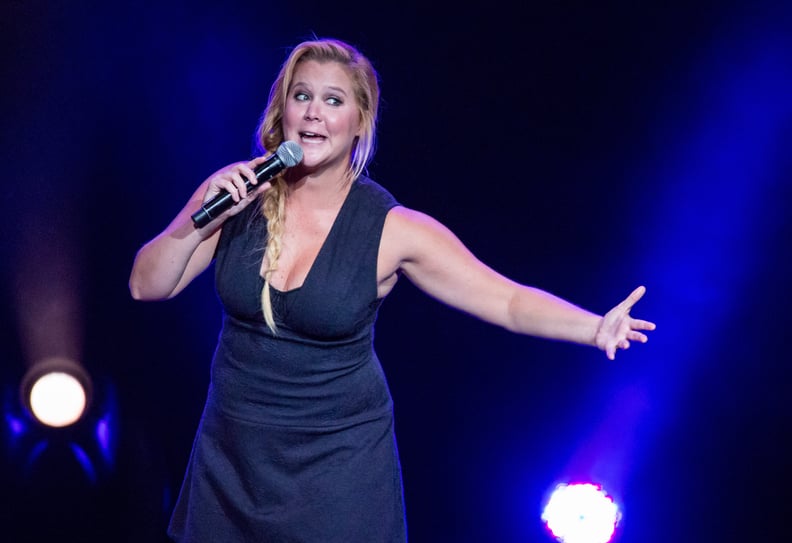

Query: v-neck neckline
[260,180,357,295]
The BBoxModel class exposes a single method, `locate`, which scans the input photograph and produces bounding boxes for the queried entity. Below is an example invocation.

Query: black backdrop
[1,1,791,542]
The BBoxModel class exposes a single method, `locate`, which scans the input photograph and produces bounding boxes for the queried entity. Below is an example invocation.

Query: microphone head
[276,140,304,168]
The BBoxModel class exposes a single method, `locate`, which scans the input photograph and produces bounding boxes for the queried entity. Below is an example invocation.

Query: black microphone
[191,141,303,228]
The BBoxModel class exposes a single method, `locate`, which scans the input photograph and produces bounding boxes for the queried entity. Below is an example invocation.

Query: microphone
[191,140,303,228]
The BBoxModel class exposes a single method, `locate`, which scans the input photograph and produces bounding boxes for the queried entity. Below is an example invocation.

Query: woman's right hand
[201,155,274,220]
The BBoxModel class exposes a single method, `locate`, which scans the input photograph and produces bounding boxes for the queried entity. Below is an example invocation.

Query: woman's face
[282,59,361,176]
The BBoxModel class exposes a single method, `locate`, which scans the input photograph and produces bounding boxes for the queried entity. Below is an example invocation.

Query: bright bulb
[29,372,87,427]
[542,483,620,543]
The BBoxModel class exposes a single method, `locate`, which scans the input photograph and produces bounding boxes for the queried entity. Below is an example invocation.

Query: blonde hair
[255,38,380,332]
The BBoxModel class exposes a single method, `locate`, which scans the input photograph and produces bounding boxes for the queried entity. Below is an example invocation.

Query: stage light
[20,357,93,428]
[542,483,620,543]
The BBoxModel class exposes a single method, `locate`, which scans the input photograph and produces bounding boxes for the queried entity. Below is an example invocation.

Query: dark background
[1,1,790,542]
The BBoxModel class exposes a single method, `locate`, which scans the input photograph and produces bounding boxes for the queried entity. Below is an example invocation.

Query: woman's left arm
[381,207,655,360]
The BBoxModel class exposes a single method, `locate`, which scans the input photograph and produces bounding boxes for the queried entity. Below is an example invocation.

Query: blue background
[1,1,791,541]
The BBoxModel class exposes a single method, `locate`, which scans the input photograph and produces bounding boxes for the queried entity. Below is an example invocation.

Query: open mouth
[299,131,327,142]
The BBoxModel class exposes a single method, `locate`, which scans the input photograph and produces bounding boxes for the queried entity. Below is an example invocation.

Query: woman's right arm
[129,157,269,301]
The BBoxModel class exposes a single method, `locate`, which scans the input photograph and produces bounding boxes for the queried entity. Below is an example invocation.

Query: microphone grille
[277,140,304,168]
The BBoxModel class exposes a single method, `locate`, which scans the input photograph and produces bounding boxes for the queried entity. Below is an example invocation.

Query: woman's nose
[304,101,321,121]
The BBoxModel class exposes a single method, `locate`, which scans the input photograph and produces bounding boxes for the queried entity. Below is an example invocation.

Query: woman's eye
[326,96,342,106]
[294,92,309,101]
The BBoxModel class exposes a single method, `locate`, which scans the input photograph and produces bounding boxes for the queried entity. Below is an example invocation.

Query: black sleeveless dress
[167,176,407,542]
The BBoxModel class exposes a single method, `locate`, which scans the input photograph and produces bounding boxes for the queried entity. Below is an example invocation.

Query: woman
[129,38,655,542]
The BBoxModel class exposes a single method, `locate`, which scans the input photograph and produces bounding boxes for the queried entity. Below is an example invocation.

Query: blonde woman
[129,37,655,543]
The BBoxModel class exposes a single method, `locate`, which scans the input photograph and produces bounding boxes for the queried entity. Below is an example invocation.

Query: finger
[215,176,241,202]
[621,285,646,310]
[248,154,270,168]
[238,164,259,187]
[626,331,648,343]
[631,318,656,331]
[608,336,635,359]
[230,169,253,199]
[241,155,271,186]
[606,342,616,360]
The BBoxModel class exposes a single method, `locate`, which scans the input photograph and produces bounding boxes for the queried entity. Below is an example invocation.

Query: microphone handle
[191,156,284,228]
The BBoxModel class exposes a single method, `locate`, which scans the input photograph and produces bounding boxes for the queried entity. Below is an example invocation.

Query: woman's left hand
[595,286,656,360]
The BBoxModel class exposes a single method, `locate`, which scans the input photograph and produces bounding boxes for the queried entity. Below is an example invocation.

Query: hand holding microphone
[191,141,303,229]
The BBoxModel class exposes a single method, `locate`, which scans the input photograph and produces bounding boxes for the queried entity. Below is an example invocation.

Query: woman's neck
[286,171,352,211]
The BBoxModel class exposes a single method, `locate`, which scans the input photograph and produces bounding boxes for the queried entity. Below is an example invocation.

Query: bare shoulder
[376,205,453,297]
[382,206,457,260]
[383,205,430,229]
[380,204,479,283]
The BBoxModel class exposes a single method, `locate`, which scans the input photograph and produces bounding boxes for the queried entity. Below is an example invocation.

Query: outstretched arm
[380,207,655,359]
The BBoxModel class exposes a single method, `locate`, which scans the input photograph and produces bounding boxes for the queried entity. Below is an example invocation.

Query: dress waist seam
[207,397,393,431]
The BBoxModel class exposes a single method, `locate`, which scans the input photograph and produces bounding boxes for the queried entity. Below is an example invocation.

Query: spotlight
[541,482,621,543]
[20,357,93,428]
